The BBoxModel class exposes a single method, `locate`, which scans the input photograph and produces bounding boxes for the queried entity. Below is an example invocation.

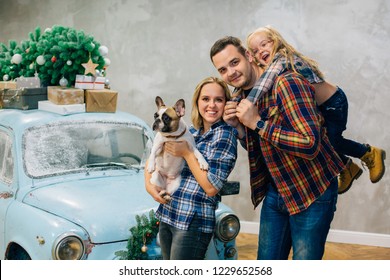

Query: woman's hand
[223,101,240,128]
[166,141,218,197]
[224,101,247,139]
[164,141,190,158]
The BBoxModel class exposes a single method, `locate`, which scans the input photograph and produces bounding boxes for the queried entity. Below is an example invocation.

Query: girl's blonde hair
[247,25,324,80]
[191,77,231,130]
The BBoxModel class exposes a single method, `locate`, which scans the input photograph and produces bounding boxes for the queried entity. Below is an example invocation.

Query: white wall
[1,0,389,241]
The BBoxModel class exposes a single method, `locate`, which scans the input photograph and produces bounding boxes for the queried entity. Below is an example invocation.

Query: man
[210,36,345,260]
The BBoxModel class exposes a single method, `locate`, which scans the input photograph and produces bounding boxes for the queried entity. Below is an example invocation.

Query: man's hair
[210,36,247,62]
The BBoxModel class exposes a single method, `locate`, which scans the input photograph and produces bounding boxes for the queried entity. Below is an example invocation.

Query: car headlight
[52,234,85,260]
[215,213,240,242]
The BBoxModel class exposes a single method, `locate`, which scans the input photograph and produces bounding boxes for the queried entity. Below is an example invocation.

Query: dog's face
[152,96,185,133]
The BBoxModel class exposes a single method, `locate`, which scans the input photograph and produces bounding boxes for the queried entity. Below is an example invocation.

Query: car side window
[0,130,14,185]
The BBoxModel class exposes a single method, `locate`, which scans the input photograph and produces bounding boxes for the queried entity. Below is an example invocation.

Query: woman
[145,77,237,260]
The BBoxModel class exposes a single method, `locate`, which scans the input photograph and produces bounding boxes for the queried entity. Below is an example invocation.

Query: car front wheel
[7,244,31,260]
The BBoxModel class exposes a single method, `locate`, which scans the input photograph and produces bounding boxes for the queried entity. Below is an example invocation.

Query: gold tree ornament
[82,54,99,76]
[141,245,148,253]
[141,234,148,252]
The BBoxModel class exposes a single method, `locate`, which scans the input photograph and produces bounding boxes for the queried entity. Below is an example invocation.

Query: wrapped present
[1,87,47,110]
[48,86,84,105]
[85,89,118,113]
[15,76,41,88]
[0,81,17,90]
[75,75,105,90]
[38,100,86,115]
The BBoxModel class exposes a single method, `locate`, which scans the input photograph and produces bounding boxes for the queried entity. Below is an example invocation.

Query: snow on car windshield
[23,121,152,178]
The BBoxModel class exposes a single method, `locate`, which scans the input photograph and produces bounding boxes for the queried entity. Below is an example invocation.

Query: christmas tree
[115,210,160,260]
[0,25,110,87]
[0,40,24,81]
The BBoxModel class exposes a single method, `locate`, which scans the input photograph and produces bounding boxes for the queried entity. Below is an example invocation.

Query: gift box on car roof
[38,100,86,115]
[0,77,47,110]
[0,81,17,90]
[47,86,84,105]
[85,89,118,113]
[75,74,105,90]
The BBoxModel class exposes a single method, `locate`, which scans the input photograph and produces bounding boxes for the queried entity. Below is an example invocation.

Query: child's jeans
[319,87,368,164]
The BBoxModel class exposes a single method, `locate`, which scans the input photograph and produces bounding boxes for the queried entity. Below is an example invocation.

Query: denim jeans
[257,179,338,260]
[159,214,213,260]
[319,87,368,164]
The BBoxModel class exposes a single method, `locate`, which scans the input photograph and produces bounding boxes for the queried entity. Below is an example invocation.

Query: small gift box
[15,76,41,88]
[0,81,17,90]
[48,86,84,105]
[38,100,86,115]
[85,89,118,113]
[75,75,105,90]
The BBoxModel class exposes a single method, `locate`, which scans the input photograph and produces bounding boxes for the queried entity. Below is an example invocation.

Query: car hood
[23,174,158,243]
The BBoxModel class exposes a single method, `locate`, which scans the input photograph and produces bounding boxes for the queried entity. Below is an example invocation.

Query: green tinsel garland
[116,209,160,260]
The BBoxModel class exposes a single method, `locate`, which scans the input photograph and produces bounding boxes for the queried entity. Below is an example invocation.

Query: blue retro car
[0,109,240,260]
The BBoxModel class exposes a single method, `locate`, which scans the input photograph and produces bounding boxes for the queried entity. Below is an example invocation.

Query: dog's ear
[155,96,165,108]
[174,99,185,117]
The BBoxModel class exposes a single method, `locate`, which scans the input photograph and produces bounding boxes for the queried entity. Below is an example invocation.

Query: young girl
[246,25,386,194]
[145,77,237,260]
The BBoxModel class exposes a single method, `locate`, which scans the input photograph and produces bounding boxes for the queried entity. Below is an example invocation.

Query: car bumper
[84,240,162,260]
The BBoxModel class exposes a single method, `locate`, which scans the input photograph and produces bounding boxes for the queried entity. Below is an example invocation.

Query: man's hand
[236,99,260,130]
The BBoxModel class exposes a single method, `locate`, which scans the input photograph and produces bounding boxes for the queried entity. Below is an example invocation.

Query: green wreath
[115,209,160,260]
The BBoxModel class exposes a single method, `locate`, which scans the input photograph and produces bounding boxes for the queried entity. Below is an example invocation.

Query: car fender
[4,201,89,260]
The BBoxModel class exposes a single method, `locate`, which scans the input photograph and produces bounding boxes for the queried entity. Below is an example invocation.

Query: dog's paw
[159,190,172,202]
[147,167,155,173]
[147,163,155,173]
[199,160,209,171]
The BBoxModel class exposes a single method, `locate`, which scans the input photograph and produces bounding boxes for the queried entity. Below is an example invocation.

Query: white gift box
[38,100,86,115]
[74,75,105,90]
[15,76,41,88]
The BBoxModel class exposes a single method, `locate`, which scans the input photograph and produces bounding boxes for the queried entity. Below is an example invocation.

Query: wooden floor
[236,233,390,260]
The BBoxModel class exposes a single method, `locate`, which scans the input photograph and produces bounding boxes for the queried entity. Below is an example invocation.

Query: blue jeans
[257,179,338,260]
[319,88,368,164]
[159,214,213,260]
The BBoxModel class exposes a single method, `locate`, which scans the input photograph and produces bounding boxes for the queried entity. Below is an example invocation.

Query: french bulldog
[147,96,209,201]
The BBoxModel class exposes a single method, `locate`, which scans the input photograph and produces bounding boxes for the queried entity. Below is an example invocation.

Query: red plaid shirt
[235,71,344,215]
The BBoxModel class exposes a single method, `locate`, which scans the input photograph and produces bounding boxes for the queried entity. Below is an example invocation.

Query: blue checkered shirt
[156,121,237,233]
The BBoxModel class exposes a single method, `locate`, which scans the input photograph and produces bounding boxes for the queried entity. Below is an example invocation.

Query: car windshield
[23,120,152,178]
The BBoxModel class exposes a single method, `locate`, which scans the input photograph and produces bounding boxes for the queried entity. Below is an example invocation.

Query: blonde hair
[191,77,231,130]
[247,25,324,80]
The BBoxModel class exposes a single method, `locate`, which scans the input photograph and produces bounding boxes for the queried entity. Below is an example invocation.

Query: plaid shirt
[247,53,324,103]
[235,71,344,215]
[156,121,237,233]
